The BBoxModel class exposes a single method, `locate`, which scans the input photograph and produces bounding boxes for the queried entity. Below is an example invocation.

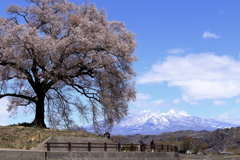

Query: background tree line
[111,134,208,153]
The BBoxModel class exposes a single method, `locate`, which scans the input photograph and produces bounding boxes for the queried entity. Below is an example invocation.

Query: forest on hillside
[111,127,240,154]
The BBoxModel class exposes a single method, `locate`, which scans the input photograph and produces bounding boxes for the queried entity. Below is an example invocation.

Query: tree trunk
[31,95,47,128]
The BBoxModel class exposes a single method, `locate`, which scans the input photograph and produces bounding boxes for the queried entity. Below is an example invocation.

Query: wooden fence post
[174,146,178,152]
[104,143,107,151]
[47,142,50,151]
[130,143,134,151]
[118,143,121,152]
[161,145,163,151]
[68,142,71,151]
[167,145,169,152]
[88,142,91,152]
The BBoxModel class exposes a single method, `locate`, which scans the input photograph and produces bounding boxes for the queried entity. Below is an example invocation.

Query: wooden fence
[45,142,178,152]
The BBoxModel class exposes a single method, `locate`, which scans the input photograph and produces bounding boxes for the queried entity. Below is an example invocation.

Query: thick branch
[0,93,36,103]
[0,61,35,86]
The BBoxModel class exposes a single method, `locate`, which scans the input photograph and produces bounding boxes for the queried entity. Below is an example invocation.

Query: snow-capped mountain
[86,109,239,135]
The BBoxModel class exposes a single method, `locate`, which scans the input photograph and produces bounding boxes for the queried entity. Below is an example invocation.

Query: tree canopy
[0,0,137,131]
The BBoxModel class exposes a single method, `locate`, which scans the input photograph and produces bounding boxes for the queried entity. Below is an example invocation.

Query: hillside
[0,125,102,150]
[125,130,210,144]
[124,127,240,151]
[2,125,240,152]
[205,127,240,150]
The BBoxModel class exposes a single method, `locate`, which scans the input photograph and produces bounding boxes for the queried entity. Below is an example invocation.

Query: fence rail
[45,142,178,152]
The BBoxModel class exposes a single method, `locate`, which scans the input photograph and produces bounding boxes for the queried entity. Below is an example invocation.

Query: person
[139,137,145,152]
[137,144,140,151]
[150,139,155,152]
[104,132,111,139]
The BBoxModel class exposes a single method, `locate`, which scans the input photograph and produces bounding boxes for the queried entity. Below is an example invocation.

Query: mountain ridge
[110,109,239,135]
[86,109,239,135]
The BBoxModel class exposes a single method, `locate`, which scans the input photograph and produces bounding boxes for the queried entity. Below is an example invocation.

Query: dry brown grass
[0,125,101,150]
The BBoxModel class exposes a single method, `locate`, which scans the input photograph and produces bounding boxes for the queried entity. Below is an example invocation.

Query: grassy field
[0,125,102,150]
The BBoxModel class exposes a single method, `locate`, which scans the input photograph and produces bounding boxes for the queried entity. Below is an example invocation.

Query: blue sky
[0,0,240,126]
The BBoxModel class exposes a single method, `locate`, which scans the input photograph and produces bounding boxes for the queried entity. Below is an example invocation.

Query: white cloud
[150,99,164,106]
[136,93,151,100]
[216,109,240,124]
[213,100,226,106]
[235,97,240,103]
[129,93,152,113]
[173,98,181,104]
[0,98,35,126]
[0,98,9,126]
[217,112,229,119]
[138,53,240,104]
[131,98,165,110]
[166,48,192,54]
[202,31,220,39]
[129,94,168,115]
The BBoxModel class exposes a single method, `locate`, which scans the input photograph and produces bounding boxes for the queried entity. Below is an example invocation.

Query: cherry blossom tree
[0,0,137,130]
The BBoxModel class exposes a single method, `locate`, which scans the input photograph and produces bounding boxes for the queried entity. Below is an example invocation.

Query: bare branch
[0,93,36,102]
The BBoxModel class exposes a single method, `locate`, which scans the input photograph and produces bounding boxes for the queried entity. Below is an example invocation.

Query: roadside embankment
[0,149,180,160]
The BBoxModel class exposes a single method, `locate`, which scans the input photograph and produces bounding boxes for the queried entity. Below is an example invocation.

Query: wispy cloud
[136,93,151,100]
[0,98,35,126]
[213,100,226,106]
[202,31,220,39]
[216,109,240,124]
[218,9,226,14]
[166,48,191,54]
[150,99,164,106]
[235,97,240,103]
[130,98,166,111]
[0,98,9,126]
[138,53,240,104]
[173,98,181,104]
[130,93,168,115]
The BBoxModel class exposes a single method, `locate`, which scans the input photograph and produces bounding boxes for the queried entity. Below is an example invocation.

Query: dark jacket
[150,140,155,146]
